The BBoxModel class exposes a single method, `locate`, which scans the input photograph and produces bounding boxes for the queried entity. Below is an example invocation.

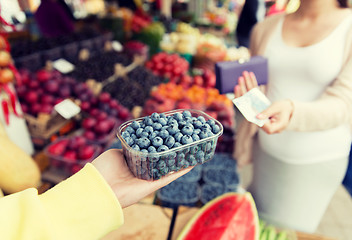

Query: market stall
[0,0,349,240]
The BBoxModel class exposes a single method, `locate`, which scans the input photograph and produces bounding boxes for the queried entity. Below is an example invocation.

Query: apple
[44,80,59,93]
[99,92,111,103]
[94,120,112,134]
[83,130,96,140]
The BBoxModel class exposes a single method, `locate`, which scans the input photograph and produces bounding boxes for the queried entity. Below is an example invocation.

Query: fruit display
[157,181,200,208]
[175,164,202,183]
[134,21,165,55]
[143,83,235,153]
[259,219,295,240]
[123,40,149,59]
[203,168,239,190]
[145,52,189,79]
[117,109,223,180]
[45,136,101,175]
[0,122,41,194]
[160,32,198,55]
[177,192,260,240]
[69,51,132,83]
[157,153,239,206]
[169,68,216,89]
[102,65,163,110]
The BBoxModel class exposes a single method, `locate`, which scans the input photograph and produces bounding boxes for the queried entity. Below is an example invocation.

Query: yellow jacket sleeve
[0,163,124,240]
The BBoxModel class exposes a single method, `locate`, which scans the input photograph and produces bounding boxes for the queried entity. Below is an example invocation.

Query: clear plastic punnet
[117,109,224,180]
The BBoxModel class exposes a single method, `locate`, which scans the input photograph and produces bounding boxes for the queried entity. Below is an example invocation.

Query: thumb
[256,103,279,120]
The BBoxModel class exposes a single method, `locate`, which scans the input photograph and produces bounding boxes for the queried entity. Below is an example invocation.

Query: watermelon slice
[177,192,259,240]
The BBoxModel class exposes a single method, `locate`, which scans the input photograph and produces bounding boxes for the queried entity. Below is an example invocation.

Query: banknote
[232,88,271,127]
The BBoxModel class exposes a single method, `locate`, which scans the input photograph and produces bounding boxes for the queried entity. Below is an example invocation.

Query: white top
[258,14,352,164]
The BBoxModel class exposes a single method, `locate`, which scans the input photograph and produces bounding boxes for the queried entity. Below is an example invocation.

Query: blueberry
[199,130,209,139]
[196,151,205,163]
[167,123,179,135]
[168,118,178,125]
[205,152,214,161]
[148,155,160,162]
[152,122,162,131]
[177,153,185,161]
[124,136,134,146]
[141,149,148,153]
[181,125,193,135]
[152,137,163,147]
[149,131,159,140]
[151,169,160,179]
[159,167,169,176]
[181,135,193,145]
[182,110,192,118]
[130,133,137,140]
[136,128,144,137]
[158,118,167,126]
[212,124,221,134]
[137,137,151,148]
[188,155,197,166]
[184,117,193,123]
[179,160,190,169]
[202,124,211,132]
[192,134,200,141]
[174,132,183,142]
[207,119,216,126]
[190,145,199,154]
[141,131,149,138]
[151,112,160,122]
[173,112,183,121]
[148,146,157,153]
[169,165,177,172]
[165,136,175,148]
[131,121,140,129]
[193,129,201,135]
[125,126,135,134]
[160,113,166,119]
[143,117,153,126]
[167,157,176,167]
[193,120,203,129]
[197,116,206,124]
[174,142,182,148]
[158,160,166,169]
[158,145,169,152]
[159,129,170,139]
[207,131,214,137]
[144,126,154,134]
[161,126,169,131]
[132,144,140,151]
[121,131,130,139]
[177,120,187,129]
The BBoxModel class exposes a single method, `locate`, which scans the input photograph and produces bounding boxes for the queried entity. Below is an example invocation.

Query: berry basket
[117,109,223,181]
[44,136,101,176]
[157,181,201,208]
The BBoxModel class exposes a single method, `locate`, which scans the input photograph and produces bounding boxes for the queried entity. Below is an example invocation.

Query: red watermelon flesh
[177,192,259,240]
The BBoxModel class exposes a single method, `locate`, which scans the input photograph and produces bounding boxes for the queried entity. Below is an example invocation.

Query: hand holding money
[233,71,294,134]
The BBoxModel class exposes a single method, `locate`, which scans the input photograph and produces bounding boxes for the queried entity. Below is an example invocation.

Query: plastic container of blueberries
[116,109,224,181]
[157,181,201,208]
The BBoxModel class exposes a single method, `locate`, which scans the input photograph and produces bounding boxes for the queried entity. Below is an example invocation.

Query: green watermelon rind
[177,192,260,240]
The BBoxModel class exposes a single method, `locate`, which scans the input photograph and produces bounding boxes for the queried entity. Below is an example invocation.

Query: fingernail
[238,76,244,83]
[250,72,255,77]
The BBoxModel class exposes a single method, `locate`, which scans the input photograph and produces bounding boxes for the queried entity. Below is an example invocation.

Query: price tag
[54,99,81,119]
[52,59,75,74]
